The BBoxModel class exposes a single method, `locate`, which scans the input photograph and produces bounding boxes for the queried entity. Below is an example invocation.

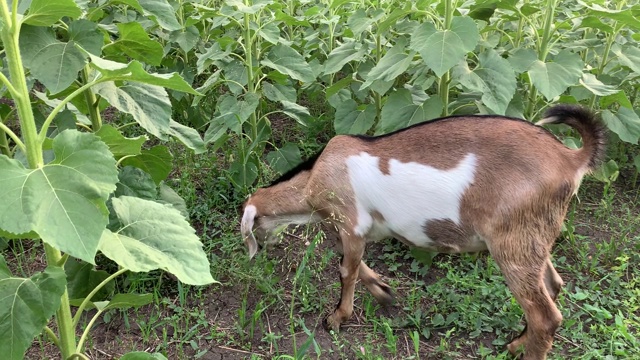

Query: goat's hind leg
[543,258,563,301]
[359,261,394,305]
[507,257,564,354]
[491,243,562,360]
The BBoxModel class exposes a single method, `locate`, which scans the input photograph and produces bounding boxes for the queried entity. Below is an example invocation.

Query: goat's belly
[364,215,487,253]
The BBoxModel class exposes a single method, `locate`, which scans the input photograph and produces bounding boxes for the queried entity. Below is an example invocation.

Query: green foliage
[0,131,117,263]
[0,256,66,360]
[100,196,215,285]
[0,0,213,358]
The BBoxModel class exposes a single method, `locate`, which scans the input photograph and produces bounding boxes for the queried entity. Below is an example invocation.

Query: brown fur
[241,105,606,360]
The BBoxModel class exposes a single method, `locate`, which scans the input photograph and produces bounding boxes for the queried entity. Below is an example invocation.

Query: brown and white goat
[241,104,606,360]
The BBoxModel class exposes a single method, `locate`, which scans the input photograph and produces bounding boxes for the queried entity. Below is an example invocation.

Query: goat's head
[241,197,282,259]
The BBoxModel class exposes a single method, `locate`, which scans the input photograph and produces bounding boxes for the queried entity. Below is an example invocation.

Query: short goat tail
[537,104,607,172]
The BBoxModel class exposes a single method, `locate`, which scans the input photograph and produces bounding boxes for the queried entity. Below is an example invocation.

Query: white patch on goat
[346,153,477,247]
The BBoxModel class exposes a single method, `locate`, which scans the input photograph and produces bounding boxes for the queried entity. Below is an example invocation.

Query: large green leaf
[196,42,233,74]
[121,145,173,185]
[266,143,302,174]
[361,37,414,90]
[23,0,81,26]
[452,49,516,114]
[93,81,171,140]
[99,197,215,285]
[170,26,200,52]
[106,22,164,66]
[579,1,640,30]
[377,90,442,134]
[611,44,640,75]
[262,44,315,83]
[65,258,114,301]
[158,183,188,218]
[281,101,311,126]
[167,120,206,154]
[87,55,200,95]
[323,41,368,76]
[229,160,258,189]
[528,50,584,100]
[602,108,640,144]
[0,131,118,263]
[347,9,376,37]
[0,259,66,360]
[96,125,147,158]
[116,166,157,200]
[334,100,376,135]
[204,93,260,142]
[262,82,297,103]
[579,73,619,96]
[69,19,103,56]
[410,17,479,77]
[139,0,181,31]
[508,48,537,73]
[19,25,86,93]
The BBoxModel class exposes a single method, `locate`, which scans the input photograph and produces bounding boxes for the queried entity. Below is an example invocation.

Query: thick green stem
[44,244,77,359]
[373,33,383,129]
[438,0,454,116]
[81,68,102,131]
[244,0,258,142]
[0,2,43,168]
[538,0,557,61]
[526,0,557,118]
[514,16,525,48]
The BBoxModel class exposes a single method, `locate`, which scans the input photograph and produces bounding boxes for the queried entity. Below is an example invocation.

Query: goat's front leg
[325,228,365,332]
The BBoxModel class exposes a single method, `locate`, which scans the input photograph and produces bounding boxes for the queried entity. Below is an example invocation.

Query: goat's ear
[241,204,259,259]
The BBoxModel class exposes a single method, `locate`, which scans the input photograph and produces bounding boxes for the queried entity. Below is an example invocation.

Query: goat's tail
[537,104,607,172]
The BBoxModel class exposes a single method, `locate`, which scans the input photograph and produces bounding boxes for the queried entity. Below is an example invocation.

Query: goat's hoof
[375,283,395,306]
[323,313,342,333]
[506,339,525,357]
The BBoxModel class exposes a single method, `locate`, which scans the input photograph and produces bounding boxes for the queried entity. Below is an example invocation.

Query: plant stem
[43,326,60,348]
[514,16,524,48]
[244,0,258,142]
[76,309,105,352]
[373,33,383,130]
[81,67,102,131]
[73,268,128,328]
[44,244,76,359]
[526,0,557,118]
[0,127,9,156]
[438,0,454,116]
[39,77,107,143]
[0,1,43,168]
[0,121,25,153]
[538,0,557,61]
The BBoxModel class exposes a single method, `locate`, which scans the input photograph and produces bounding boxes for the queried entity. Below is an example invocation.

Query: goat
[240,104,607,360]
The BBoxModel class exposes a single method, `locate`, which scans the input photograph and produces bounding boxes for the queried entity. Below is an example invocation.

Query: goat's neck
[252,171,312,216]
